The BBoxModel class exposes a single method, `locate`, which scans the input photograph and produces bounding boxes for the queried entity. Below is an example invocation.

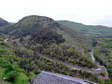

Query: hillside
[94,38,112,80]
[0,15,92,48]
[0,15,111,84]
[0,15,59,37]
[58,20,112,37]
[12,15,95,69]
[0,18,9,26]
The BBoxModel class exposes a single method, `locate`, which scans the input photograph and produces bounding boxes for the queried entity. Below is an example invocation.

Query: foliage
[58,20,112,37]
[14,73,29,84]
[94,38,112,81]
[0,15,109,84]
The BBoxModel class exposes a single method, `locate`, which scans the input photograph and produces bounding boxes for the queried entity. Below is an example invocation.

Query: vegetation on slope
[0,40,29,84]
[0,36,101,84]
[0,15,112,84]
[94,38,112,80]
[58,20,112,37]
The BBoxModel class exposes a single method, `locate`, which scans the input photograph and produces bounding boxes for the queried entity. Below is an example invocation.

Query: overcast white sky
[0,0,112,26]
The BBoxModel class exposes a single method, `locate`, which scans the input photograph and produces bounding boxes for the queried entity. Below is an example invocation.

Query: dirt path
[89,48,109,79]
[38,53,95,73]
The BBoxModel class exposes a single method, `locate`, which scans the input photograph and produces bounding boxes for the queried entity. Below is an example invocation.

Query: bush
[14,73,29,84]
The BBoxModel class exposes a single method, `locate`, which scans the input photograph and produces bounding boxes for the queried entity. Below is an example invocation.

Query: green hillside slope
[0,15,112,84]
[58,20,112,37]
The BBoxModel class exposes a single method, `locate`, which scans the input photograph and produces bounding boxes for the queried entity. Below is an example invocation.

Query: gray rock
[32,71,96,84]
